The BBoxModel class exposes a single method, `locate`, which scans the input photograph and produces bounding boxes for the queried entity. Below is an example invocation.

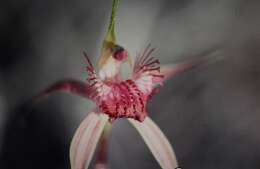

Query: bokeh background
[1,0,260,169]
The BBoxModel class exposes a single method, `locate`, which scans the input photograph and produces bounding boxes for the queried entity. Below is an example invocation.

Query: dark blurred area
[1,0,260,169]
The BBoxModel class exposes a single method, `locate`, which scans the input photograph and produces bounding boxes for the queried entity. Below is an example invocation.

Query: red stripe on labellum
[98,80,148,122]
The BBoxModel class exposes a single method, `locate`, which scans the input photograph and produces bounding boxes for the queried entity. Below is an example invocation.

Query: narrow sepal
[70,111,109,169]
[160,61,199,82]
[129,117,178,169]
[160,45,222,83]
[34,80,91,101]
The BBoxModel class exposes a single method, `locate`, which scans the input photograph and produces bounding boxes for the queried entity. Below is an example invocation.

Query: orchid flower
[33,0,208,169]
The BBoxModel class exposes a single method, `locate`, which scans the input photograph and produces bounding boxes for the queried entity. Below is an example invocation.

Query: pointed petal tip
[129,117,178,169]
[32,80,91,104]
[70,112,109,169]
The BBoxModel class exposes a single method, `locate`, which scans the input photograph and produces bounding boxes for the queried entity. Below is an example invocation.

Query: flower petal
[160,61,199,82]
[70,111,109,169]
[128,117,178,169]
[160,46,221,84]
[34,79,91,101]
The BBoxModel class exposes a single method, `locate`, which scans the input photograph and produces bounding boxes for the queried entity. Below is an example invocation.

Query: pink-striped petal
[128,117,178,169]
[70,111,108,169]
[34,80,92,101]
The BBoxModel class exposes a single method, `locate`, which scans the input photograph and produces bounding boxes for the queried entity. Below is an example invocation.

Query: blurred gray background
[0,0,260,169]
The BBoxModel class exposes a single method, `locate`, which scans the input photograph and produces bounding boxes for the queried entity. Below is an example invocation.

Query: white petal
[70,111,109,169]
[129,117,178,169]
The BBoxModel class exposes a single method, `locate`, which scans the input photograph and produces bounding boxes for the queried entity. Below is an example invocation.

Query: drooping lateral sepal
[129,117,178,169]
[70,111,108,169]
